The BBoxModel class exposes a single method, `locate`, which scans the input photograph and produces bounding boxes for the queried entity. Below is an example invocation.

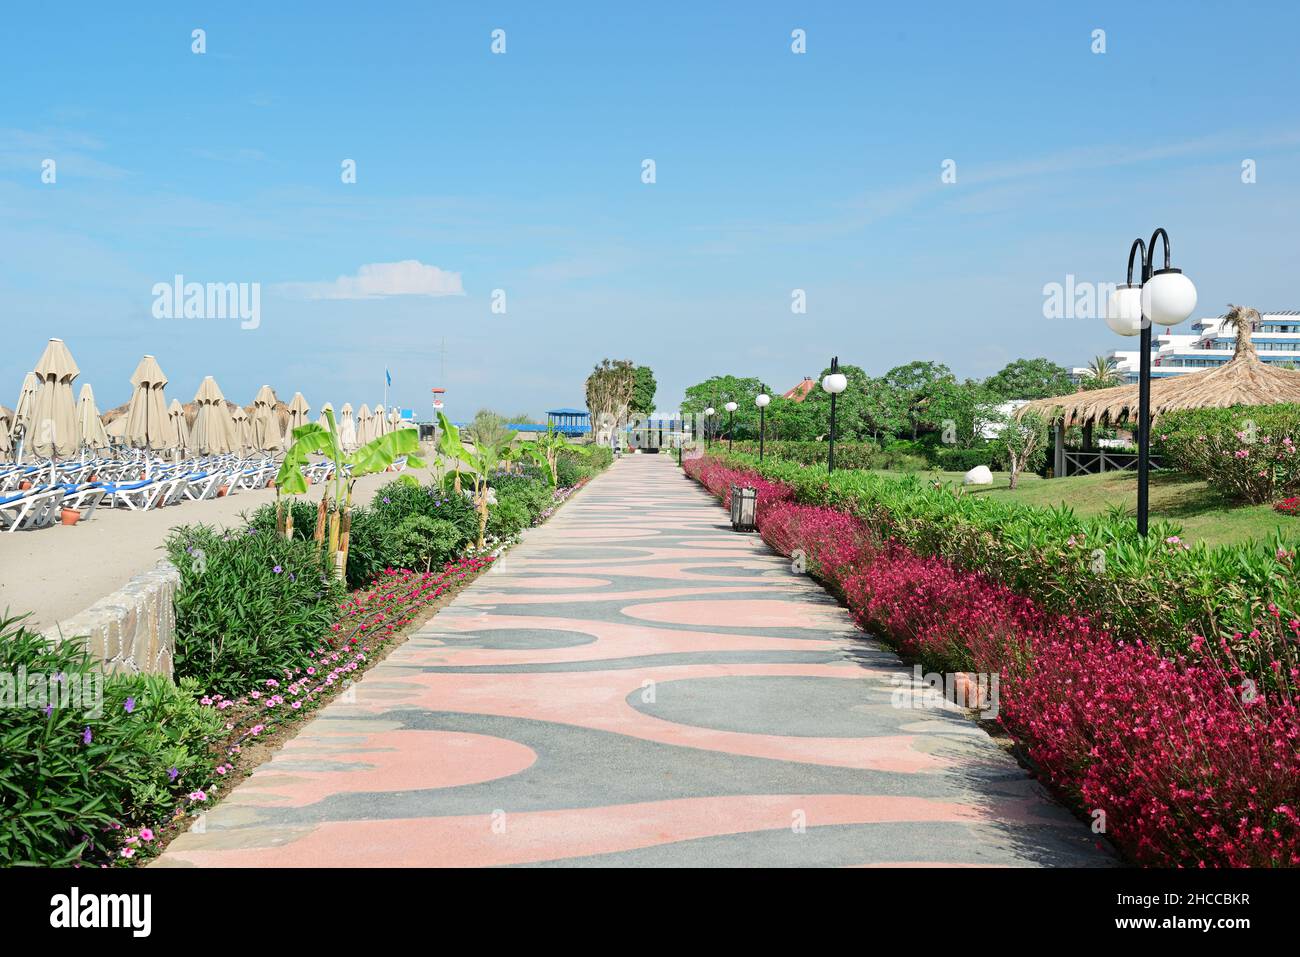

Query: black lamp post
[821,356,847,473]
[725,401,738,452]
[1104,228,1197,536]
[755,386,770,461]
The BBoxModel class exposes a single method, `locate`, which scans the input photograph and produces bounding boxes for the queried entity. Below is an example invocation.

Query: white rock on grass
[963,465,993,486]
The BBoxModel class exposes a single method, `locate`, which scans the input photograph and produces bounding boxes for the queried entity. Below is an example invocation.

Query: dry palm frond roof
[1019,305,1300,427]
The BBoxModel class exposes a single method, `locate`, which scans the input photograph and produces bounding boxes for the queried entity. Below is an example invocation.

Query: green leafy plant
[275,408,425,579]
[165,524,345,693]
[1155,403,1300,503]
[390,515,467,571]
[0,615,219,866]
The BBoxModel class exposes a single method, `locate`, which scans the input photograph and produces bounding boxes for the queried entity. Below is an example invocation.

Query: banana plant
[277,407,425,579]
[435,411,501,550]
[530,426,590,486]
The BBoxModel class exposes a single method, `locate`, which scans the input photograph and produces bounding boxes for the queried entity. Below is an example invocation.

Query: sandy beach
[0,463,441,632]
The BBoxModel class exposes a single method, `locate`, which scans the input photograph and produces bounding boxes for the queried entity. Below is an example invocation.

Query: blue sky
[3,1,1299,418]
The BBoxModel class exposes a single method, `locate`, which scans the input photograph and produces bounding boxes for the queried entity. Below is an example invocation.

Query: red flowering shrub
[686,454,1300,867]
[1276,497,1300,516]
[684,454,794,515]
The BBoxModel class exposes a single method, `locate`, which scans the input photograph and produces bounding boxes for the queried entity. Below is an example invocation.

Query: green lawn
[884,469,1297,548]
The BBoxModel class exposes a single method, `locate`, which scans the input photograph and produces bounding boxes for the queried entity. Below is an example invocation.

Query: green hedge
[727,439,988,473]
[712,451,1300,678]
[1155,403,1300,503]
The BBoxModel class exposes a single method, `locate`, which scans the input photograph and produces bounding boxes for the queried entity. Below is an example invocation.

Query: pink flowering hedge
[686,455,1300,867]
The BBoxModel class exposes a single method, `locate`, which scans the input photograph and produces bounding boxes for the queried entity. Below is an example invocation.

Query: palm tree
[1080,354,1120,391]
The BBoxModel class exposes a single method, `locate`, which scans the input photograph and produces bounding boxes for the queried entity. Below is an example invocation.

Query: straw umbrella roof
[1019,306,1300,427]
[76,383,111,454]
[30,338,81,458]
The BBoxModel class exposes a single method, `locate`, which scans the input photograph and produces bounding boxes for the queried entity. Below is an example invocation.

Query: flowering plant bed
[684,453,1300,867]
[1276,497,1300,516]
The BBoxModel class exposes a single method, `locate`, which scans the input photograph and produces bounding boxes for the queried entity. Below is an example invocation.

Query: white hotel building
[1073,310,1300,384]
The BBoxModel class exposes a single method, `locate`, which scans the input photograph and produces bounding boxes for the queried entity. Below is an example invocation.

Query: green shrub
[1155,404,1300,503]
[165,524,345,694]
[487,496,532,538]
[0,615,220,866]
[730,441,881,469]
[932,444,998,472]
[246,499,321,542]
[711,450,1300,680]
[491,472,552,520]
[390,515,468,571]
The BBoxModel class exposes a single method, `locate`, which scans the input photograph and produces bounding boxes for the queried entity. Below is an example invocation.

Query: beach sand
[0,464,442,632]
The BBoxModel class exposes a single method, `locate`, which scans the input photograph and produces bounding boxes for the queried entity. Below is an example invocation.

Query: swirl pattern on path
[157,455,1112,868]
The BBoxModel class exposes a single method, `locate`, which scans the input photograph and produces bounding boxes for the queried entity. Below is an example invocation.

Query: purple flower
[43,704,53,718]
[273,565,283,574]
[168,767,179,782]
[82,727,92,745]
[383,497,391,504]
[123,697,136,713]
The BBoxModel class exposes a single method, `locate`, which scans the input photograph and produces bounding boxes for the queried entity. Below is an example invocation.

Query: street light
[1104,227,1197,535]
[821,356,848,473]
[725,401,738,451]
[755,388,771,461]
[704,406,715,448]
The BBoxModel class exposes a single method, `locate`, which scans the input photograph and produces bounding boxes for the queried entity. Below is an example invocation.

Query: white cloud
[277,260,465,300]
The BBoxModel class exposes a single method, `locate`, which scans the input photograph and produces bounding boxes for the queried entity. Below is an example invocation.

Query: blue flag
[385,368,392,387]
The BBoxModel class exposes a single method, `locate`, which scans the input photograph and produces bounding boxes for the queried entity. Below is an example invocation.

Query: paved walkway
[158,455,1110,867]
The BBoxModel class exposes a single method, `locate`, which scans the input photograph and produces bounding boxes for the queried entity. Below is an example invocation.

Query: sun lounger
[0,487,67,532]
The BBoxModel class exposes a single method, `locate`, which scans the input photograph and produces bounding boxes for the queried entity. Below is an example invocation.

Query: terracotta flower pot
[60,507,81,526]
[217,485,230,497]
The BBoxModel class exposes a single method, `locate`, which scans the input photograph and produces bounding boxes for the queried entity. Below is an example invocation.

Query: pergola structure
[1020,305,1300,477]
[546,408,590,435]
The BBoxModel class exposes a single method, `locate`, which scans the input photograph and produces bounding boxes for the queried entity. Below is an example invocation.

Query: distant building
[783,377,816,402]
[1073,310,1300,384]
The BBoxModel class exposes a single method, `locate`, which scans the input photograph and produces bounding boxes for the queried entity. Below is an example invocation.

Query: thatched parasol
[1020,305,1300,427]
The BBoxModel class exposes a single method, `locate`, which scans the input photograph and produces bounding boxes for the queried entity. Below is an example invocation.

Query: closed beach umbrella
[251,384,283,452]
[0,406,13,458]
[355,403,372,446]
[76,383,111,455]
[121,354,170,452]
[317,401,335,431]
[373,404,386,438]
[230,405,252,453]
[29,338,80,459]
[191,376,238,454]
[12,372,38,436]
[287,391,310,432]
[388,407,400,430]
[167,398,190,453]
[339,402,358,451]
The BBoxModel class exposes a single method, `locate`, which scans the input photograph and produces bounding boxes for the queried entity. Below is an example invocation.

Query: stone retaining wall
[42,559,177,676]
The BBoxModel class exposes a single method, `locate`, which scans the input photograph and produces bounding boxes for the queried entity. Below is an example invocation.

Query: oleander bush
[389,515,468,572]
[165,524,346,694]
[684,453,1300,866]
[0,616,220,867]
[1155,404,1300,503]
